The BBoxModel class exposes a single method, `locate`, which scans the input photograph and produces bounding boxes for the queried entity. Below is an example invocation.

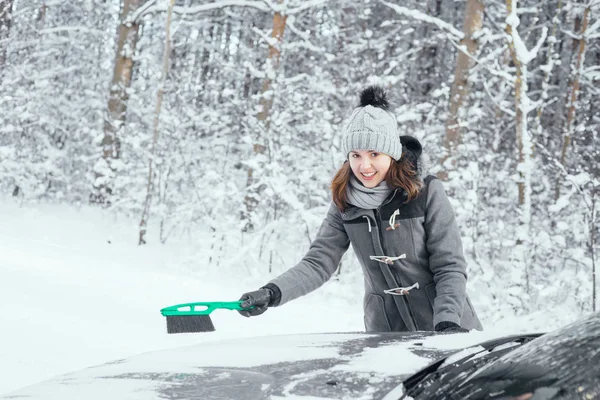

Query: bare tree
[438,0,484,180]
[555,1,592,199]
[532,0,563,138]
[242,0,287,233]
[139,0,175,245]
[0,0,15,78]
[592,186,598,312]
[505,0,547,297]
[1,0,15,194]
[91,0,145,206]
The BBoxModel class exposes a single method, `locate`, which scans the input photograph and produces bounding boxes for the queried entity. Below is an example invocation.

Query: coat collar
[341,188,404,221]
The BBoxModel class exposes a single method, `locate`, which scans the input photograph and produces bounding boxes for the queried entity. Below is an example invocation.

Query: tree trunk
[1,0,15,193]
[37,2,47,29]
[417,0,443,97]
[192,21,213,108]
[555,3,591,199]
[0,0,15,78]
[256,9,287,130]
[217,20,233,104]
[505,0,545,301]
[91,0,144,206]
[438,0,484,180]
[12,1,47,197]
[506,34,528,216]
[242,17,259,99]
[532,0,563,139]
[242,1,287,233]
[592,188,597,312]
[139,0,175,245]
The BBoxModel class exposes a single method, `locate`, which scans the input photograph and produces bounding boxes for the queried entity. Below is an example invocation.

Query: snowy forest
[1,0,599,322]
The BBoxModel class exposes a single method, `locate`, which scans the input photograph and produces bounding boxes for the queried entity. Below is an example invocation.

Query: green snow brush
[160,301,251,334]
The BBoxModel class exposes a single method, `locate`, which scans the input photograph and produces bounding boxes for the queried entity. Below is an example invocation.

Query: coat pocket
[426,282,478,325]
[363,294,392,332]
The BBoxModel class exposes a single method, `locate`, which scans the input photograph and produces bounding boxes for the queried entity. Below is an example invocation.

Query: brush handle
[160,301,249,316]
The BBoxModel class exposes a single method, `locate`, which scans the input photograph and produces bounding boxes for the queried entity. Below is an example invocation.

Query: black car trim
[401,333,543,395]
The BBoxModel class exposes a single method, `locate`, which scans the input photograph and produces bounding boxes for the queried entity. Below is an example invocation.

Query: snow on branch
[243,60,266,79]
[515,7,539,14]
[10,0,64,18]
[527,27,548,63]
[130,0,270,23]
[483,81,516,117]
[286,16,310,41]
[445,38,515,85]
[381,1,464,41]
[171,1,271,16]
[287,0,330,15]
[38,26,106,36]
[284,16,326,52]
[506,1,548,65]
[585,18,600,39]
[252,26,279,48]
[284,40,325,53]
[129,0,328,22]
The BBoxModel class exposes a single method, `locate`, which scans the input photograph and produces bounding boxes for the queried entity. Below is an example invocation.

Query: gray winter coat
[269,176,482,332]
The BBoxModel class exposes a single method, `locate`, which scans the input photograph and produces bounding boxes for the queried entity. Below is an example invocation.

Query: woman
[238,85,482,333]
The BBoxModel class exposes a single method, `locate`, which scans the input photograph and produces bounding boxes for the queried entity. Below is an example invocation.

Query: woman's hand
[435,321,469,334]
[238,288,272,317]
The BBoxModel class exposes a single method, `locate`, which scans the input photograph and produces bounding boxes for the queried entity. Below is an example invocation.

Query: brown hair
[330,156,423,211]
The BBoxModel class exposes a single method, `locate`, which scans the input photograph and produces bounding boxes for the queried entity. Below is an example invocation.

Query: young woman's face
[348,150,393,188]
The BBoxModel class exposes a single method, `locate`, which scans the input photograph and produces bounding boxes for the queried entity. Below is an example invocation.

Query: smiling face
[348,150,393,188]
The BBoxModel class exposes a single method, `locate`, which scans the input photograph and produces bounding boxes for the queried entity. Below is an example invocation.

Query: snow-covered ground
[0,199,582,396]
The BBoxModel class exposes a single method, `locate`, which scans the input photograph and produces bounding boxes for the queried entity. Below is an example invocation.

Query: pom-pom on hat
[341,86,402,161]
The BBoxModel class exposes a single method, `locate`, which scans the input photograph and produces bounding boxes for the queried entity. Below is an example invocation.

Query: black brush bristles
[166,315,215,334]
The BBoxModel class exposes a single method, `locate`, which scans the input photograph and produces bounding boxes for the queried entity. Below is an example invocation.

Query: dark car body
[401,311,600,400]
[4,313,600,400]
[1,332,483,400]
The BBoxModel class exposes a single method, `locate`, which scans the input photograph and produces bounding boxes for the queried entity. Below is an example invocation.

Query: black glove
[435,321,469,334]
[238,287,272,317]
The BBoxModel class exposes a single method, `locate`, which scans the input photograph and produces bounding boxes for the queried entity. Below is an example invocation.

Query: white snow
[0,200,365,395]
[381,2,464,40]
[329,343,429,376]
[0,199,580,396]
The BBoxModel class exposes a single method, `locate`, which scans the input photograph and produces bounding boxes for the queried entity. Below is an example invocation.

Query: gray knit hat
[341,86,402,161]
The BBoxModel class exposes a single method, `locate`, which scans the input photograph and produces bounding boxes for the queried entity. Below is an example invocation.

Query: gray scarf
[346,175,393,209]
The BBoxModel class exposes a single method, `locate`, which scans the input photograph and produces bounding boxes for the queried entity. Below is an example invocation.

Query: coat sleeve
[424,178,468,327]
[268,202,350,306]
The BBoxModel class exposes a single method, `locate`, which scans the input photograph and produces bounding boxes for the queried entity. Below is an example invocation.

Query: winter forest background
[1,0,599,324]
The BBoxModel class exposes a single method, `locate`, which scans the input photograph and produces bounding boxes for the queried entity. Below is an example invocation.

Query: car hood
[3,332,486,400]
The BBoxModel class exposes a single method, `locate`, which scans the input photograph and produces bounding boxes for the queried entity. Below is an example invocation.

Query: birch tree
[556,1,593,199]
[0,0,14,193]
[438,0,484,180]
[0,0,14,78]
[138,0,174,245]
[592,184,598,312]
[532,0,563,138]
[242,0,287,233]
[505,0,547,303]
[91,0,144,206]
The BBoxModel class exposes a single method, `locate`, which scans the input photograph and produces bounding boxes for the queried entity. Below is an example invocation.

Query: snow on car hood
[3,332,489,400]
